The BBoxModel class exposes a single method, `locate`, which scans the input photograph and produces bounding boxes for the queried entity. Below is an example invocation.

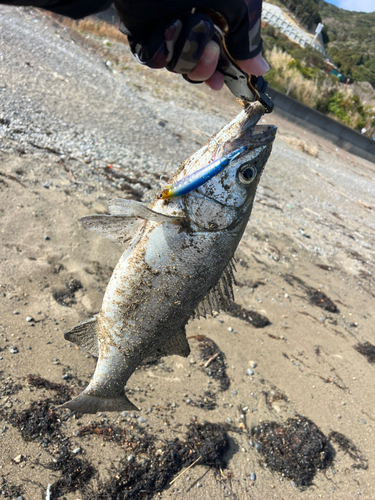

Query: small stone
[186,399,191,404]
[62,374,69,380]
[227,417,232,423]
[44,235,50,240]
[13,310,19,315]
[121,411,127,417]
[13,454,24,463]
[26,316,34,322]
[72,447,81,454]
[127,455,134,462]
[291,481,297,487]
[197,483,202,488]
[250,472,256,481]
[16,497,23,500]
[129,413,135,418]
[250,361,257,368]
[232,390,237,395]
[247,369,254,376]
[10,346,18,354]
[337,414,341,419]
[137,416,147,424]
[228,327,233,332]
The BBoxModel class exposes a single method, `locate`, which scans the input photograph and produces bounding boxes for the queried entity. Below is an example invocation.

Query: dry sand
[0,5,374,500]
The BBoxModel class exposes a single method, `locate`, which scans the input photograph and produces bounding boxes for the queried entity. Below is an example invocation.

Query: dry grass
[265,47,320,108]
[280,135,318,157]
[48,14,127,43]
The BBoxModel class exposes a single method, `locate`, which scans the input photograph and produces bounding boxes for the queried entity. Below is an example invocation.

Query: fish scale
[62,102,276,413]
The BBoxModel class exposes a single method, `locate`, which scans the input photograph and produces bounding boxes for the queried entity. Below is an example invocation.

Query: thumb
[236,53,269,76]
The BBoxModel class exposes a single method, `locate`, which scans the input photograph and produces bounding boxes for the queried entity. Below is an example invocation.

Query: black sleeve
[1,0,112,19]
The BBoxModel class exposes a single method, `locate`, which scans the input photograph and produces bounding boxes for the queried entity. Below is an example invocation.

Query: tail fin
[60,391,138,414]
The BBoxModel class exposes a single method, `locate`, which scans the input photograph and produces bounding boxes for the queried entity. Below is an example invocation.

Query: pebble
[127,455,134,462]
[72,447,81,454]
[226,417,232,423]
[228,327,233,332]
[121,411,127,417]
[250,472,256,481]
[186,399,191,404]
[129,413,135,418]
[10,346,18,354]
[197,483,202,488]
[13,454,24,463]
[44,235,50,240]
[247,369,254,376]
[137,416,147,424]
[250,361,257,368]
[61,374,69,380]
[232,390,237,395]
[291,481,297,487]
[26,316,34,322]
[12,310,19,315]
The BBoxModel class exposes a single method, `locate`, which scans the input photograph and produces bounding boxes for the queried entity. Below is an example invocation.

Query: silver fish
[62,102,276,413]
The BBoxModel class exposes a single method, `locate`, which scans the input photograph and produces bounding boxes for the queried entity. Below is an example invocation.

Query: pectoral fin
[109,198,184,223]
[80,215,144,244]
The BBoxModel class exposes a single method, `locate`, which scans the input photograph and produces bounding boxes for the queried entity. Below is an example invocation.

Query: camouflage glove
[115,0,263,74]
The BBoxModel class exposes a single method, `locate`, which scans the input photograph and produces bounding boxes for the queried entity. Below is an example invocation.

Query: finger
[187,40,220,82]
[236,53,269,76]
[204,71,224,91]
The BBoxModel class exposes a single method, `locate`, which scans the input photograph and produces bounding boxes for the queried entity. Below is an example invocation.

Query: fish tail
[60,388,138,414]
[61,344,138,414]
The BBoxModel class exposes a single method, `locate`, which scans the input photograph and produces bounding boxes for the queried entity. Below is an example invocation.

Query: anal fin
[162,329,190,357]
[64,317,99,357]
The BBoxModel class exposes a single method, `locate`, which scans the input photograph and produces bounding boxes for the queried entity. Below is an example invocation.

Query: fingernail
[202,40,219,65]
[259,57,270,73]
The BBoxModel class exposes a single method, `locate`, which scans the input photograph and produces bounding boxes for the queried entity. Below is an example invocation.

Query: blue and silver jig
[158,146,247,199]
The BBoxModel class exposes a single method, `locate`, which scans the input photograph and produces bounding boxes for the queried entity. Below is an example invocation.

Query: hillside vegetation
[263,0,375,137]
[273,0,375,87]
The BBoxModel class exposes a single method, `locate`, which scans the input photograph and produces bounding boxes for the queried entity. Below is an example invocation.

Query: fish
[157,146,247,199]
[62,101,276,414]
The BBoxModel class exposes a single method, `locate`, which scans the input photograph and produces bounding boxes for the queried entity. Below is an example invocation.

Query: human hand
[187,41,269,90]
[115,0,266,89]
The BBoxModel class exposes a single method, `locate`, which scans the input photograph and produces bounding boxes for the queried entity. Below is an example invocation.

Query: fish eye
[238,163,257,185]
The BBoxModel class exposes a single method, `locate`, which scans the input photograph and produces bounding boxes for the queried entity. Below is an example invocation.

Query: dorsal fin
[193,258,236,319]
[64,317,99,357]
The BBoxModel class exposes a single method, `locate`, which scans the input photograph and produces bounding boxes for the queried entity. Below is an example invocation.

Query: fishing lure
[157,146,247,199]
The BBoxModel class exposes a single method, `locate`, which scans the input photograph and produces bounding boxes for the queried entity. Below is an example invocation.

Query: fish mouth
[229,123,277,152]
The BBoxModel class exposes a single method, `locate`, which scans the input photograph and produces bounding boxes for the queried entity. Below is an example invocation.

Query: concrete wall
[268,87,375,164]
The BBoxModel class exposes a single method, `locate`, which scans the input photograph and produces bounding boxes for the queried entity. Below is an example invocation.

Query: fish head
[182,103,276,232]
